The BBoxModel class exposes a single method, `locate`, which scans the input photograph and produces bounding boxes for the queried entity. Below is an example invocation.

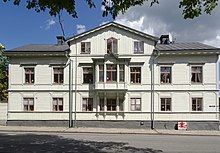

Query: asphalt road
[0,132,219,153]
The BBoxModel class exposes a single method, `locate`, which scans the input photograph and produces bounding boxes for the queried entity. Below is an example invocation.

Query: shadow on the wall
[0,133,163,153]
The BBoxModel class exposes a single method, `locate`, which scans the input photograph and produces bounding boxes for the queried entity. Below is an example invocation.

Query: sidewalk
[0,126,220,136]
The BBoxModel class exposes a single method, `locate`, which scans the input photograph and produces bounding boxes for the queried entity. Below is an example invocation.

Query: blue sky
[0,1,113,50]
[1,0,220,50]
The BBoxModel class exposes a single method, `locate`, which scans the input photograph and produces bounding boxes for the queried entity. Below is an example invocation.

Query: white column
[116,93,119,112]
[96,93,100,112]
[96,64,99,83]
[104,92,107,111]
[117,64,119,83]
[104,63,106,82]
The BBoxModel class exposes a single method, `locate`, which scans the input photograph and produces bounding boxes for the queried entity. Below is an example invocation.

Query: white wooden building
[5,22,220,130]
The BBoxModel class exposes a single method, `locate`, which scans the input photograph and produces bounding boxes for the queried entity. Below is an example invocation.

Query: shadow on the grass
[0,133,163,153]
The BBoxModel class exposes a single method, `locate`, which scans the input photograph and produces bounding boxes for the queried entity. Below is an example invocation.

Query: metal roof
[6,44,69,52]
[155,42,219,51]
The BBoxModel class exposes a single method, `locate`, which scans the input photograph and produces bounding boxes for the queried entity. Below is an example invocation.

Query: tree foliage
[2,0,218,19]
[0,44,8,102]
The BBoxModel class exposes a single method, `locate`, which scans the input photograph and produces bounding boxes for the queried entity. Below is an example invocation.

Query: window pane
[136,99,141,105]
[58,99,63,105]
[82,99,87,105]
[29,98,34,105]
[136,104,141,111]
[131,105,135,111]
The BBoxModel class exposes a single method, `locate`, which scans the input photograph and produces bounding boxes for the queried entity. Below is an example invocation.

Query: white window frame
[81,42,91,54]
[190,65,203,84]
[53,67,64,84]
[159,65,172,85]
[134,41,144,53]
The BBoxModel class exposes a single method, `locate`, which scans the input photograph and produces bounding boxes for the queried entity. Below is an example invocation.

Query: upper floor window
[134,41,144,53]
[191,66,202,83]
[82,98,93,111]
[160,66,172,84]
[130,67,141,83]
[83,67,93,84]
[81,42,91,53]
[130,98,141,111]
[23,98,34,111]
[53,98,63,111]
[192,98,202,111]
[119,65,125,82]
[24,68,34,84]
[107,38,118,54]
[54,67,64,84]
[99,65,104,82]
[106,64,117,82]
[161,98,171,111]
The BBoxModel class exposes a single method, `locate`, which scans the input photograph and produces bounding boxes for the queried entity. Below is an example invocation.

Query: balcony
[94,82,128,91]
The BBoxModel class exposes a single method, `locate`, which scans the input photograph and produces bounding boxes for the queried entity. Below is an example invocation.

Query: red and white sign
[178,122,187,130]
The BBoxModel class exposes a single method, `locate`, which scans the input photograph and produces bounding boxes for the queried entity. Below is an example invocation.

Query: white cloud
[76,24,86,34]
[45,18,57,30]
[115,0,220,47]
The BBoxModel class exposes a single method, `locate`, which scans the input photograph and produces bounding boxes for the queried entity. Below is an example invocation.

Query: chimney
[56,36,65,45]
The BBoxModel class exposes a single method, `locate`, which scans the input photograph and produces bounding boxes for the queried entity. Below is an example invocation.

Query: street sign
[178,122,187,130]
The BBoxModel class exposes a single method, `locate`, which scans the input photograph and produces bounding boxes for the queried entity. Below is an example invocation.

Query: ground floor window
[192,98,202,111]
[53,98,63,111]
[23,98,34,111]
[161,98,171,111]
[82,98,93,111]
[107,99,116,111]
[99,98,123,111]
[130,98,141,111]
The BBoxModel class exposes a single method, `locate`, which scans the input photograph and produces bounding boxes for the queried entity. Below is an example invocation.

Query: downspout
[151,44,160,129]
[74,40,77,128]
[65,43,73,128]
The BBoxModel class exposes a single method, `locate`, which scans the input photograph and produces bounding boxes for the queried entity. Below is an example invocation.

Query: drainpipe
[74,40,77,128]
[65,43,73,128]
[151,47,160,129]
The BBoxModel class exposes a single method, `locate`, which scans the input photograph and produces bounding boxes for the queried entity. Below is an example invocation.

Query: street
[0,132,219,153]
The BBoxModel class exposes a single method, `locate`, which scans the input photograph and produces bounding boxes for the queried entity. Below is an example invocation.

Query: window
[107,38,118,54]
[119,98,124,111]
[24,68,34,84]
[130,98,141,111]
[119,65,124,82]
[83,67,93,84]
[107,99,116,111]
[81,42,91,53]
[160,67,172,84]
[82,98,93,111]
[23,98,34,111]
[54,67,64,84]
[130,67,141,83]
[161,98,171,111]
[106,64,117,82]
[99,65,104,82]
[134,41,144,53]
[53,98,63,111]
[192,98,202,111]
[191,66,202,83]
[100,98,104,111]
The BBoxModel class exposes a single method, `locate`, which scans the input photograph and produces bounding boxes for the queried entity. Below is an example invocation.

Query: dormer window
[107,38,118,54]
[81,42,91,54]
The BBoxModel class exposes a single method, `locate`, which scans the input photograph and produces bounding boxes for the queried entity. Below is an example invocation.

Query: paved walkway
[0,126,220,136]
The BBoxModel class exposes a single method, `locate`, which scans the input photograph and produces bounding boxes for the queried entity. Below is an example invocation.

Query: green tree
[0,44,8,102]
[2,0,218,19]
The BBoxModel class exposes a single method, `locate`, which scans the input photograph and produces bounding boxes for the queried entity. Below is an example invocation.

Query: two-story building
[5,22,220,130]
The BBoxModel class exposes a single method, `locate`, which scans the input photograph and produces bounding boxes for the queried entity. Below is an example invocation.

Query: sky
[1,0,220,50]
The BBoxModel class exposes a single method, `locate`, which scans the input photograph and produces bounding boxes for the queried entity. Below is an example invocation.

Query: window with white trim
[83,67,93,84]
[23,98,34,111]
[24,68,34,84]
[130,67,141,83]
[99,65,104,82]
[107,38,118,54]
[134,41,144,53]
[130,98,141,111]
[106,64,117,82]
[53,98,63,111]
[81,42,91,53]
[119,64,124,82]
[191,66,202,83]
[160,66,172,84]
[53,67,64,84]
[192,98,202,111]
[161,98,171,111]
[82,98,93,111]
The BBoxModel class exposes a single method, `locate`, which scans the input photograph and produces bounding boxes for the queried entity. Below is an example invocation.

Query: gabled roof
[66,22,159,42]
[156,42,219,51]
